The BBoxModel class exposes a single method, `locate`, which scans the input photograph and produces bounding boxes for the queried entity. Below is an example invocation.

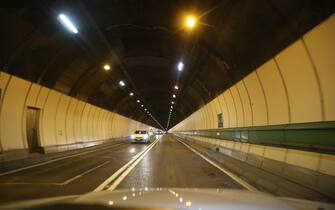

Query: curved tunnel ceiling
[1,0,334,129]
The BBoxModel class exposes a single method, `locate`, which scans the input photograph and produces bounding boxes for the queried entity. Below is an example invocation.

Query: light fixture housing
[58,14,78,34]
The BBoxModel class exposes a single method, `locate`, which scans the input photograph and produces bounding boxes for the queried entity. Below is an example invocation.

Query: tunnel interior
[1,0,334,130]
[0,0,335,208]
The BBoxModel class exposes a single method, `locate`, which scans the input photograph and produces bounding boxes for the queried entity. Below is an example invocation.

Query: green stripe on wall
[174,121,335,154]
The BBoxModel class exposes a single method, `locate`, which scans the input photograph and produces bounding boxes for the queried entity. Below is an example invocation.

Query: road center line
[174,135,258,192]
[0,142,125,177]
[94,138,160,192]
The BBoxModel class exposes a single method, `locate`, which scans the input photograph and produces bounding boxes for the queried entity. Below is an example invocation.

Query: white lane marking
[107,139,159,191]
[174,136,259,192]
[0,161,110,186]
[94,139,160,191]
[0,142,125,177]
[61,161,110,185]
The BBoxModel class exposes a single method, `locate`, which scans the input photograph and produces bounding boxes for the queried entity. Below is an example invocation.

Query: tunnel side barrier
[173,126,335,177]
[173,133,335,201]
[174,121,335,154]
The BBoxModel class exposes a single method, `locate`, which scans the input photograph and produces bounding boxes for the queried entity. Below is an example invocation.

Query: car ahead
[130,130,150,143]
[155,130,165,135]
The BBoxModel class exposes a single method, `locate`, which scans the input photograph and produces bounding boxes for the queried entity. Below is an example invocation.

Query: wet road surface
[0,135,244,204]
[117,135,243,189]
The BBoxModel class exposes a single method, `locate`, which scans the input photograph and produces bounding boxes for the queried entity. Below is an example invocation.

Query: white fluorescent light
[119,80,126,87]
[178,62,184,71]
[58,14,78,34]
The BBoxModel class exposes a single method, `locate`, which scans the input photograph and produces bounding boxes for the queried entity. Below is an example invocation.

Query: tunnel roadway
[0,134,244,204]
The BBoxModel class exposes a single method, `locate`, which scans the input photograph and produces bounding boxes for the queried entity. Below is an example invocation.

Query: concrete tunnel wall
[0,71,151,154]
[171,15,335,176]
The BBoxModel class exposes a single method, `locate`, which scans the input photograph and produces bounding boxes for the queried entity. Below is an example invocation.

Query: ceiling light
[141,104,144,107]
[171,106,173,109]
[172,94,176,98]
[129,92,134,96]
[177,62,184,71]
[145,108,147,111]
[58,14,78,34]
[174,85,179,90]
[171,101,175,105]
[185,16,196,29]
[103,64,111,71]
[119,80,126,87]
[136,100,140,103]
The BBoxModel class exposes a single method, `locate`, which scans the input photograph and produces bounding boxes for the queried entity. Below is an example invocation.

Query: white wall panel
[230,86,244,127]
[0,72,150,152]
[303,15,335,121]
[257,59,290,125]
[65,98,78,144]
[35,87,49,109]
[275,40,322,123]
[74,101,85,142]
[224,91,237,127]
[243,73,268,126]
[80,103,93,141]
[236,81,253,126]
[0,77,30,150]
[41,90,61,146]
[217,94,230,128]
[55,94,70,145]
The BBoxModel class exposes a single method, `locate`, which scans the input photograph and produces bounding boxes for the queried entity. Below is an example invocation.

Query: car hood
[2,188,334,210]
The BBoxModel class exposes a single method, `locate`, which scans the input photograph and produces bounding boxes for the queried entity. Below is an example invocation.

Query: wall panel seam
[0,75,12,151]
[228,89,238,127]
[40,89,51,146]
[255,70,269,125]
[34,85,42,107]
[222,93,231,128]
[301,38,325,121]
[63,96,71,145]
[242,80,253,126]
[273,57,291,123]
[54,93,63,145]
[22,82,33,149]
[235,85,245,127]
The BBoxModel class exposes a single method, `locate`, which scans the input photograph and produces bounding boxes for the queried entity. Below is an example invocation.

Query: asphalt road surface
[0,135,244,204]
